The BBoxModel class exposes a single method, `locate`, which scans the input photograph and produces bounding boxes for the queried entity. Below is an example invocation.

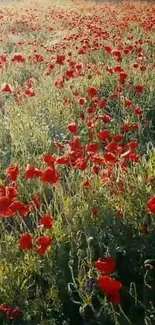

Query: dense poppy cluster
[0,0,155,322]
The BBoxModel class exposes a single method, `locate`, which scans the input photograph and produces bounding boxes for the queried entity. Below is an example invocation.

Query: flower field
[0,0,155,323]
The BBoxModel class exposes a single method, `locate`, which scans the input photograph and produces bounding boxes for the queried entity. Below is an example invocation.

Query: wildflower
[95,257,116,274]
[147,196,155,213]
[87,86,98,98]
[98,276,122,304]
[19,233,33,250]
[67,122,78,135]
[0,304,22,319]
[1,83,13,93]
[134,85,144,93]
[36,236,52,254]
[97,130,110,142]
[41,167,60,185]
[6,165,19,182]
[56,55,66,65]
[12,54,25,63]
[78,97,86,106]
[40,214,54,229]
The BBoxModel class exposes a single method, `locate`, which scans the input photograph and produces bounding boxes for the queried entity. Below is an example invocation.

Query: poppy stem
[118,304,132,324]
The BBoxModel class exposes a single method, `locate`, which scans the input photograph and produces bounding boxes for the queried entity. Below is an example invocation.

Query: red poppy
[105,141,117,153]
[43,154,55,167]
[127,141,138,150]
[95,257,116,274]
[56,155,70,165]
[0,304,22,319]
[31,194,41,209]
[7,307,22,319]
[98,99,107,108]
[97,130,110,142]
[9,200,29,217]
[40,214,54,229]
[67,122,78,135]
[104,152,116,164]
[147,196,155,213]
[118,72,128,84]
[19,233,33,250]
[25,164,36,179]
[34,54,44,63]
[134,85,144,93]
[113,134,123,142]
[36,236,52,254]
[25,164,42,179]
[1,83,13,93]
[0,196,12,216]
[41,167,60,185]
[78,97,86,106]
[6,165,19,182]
[12,54,25,63]
[98,276,122,304]
[102,115,111,123]
[86,143,99,154]
[56,55,66,65]
[25,88,36,97]
[6,185,18,200]
[87,86,98,98]
[0,304,11,312]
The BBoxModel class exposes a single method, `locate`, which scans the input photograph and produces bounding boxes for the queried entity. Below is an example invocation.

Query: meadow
[0,0,155,324]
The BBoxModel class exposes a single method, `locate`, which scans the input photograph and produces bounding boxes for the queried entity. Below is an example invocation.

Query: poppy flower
[1,83,13,93]
[19,233,33,250]
[118,72,128,84]
[9,200,29,217]
[34,54,44,63]
[113,134,123,142]
[56,55,66,65]
[0,196,12,216]
[105,141,117,152]
[7,307,22,319]
[6,185,18,200]
[0,304,11,312]
[134,85,144,93]
[0,304,22,319]
[6,165,19,182]
[43,154,55,167]
[95,257,116,274]
[97,130,110,142]
[25,164,36,179]
[147,196,155,213]
[41,167,60,185]
[87,86,98,98]
[36,236,52,254]
[104,152,116,164]
[98,99,107,108]
[40,214,54,229]
[98,276,122,304]
[102,115,111,123]
[67,122,78,135]
[78,97,86,106]
[12,54,25,63]
[25,88,36,97]
[56,155,71,165]
[86,143,99,154]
